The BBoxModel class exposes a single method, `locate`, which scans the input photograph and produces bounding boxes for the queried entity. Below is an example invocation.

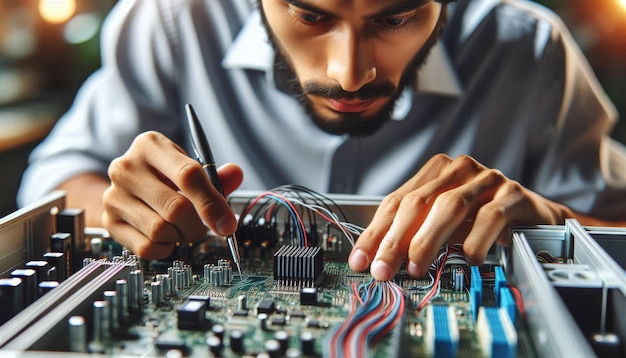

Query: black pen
[185,103,242,279]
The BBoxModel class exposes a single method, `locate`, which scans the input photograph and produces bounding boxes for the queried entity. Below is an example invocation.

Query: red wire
[240,191,309,246]
[508,285,525,317]
[418,249,449,311]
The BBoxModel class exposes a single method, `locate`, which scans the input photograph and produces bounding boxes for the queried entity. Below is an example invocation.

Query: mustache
[302,82,396,101]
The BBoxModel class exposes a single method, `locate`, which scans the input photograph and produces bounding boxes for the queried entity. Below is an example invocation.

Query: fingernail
[370,260,392,281]
[407,260,424,277]
[348,249,369,271]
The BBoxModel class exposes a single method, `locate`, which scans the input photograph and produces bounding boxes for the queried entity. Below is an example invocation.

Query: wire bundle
[238,185,364,247]
[324,278,406,358]
[416,244,468,311]
[535,250,567,263]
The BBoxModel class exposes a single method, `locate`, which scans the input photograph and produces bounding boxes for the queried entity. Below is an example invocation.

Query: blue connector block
[479,307,517,358]
[499,287,516,324]
[470,266,482,320]
[430,305,459,358]
[494,266,506,304]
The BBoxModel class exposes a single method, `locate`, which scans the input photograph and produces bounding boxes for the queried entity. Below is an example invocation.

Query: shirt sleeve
[523,6,626,220]
[17,0,183,207]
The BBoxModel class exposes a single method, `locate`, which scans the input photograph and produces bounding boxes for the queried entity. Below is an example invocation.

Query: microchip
[290,312,306,319]
[233,310,249,317]
[306,319,321,328]
[177,299,210,330]
[156,338,190,355]
[271,316,286,326]
[256,299,275,315]
[300,287,318,306]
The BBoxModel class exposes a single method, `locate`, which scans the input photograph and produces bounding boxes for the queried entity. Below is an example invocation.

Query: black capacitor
[50,233,72,276]
[265,339,281,358]
[212,324,225,341]
[274,330,289,355]
[68,316,87,353]
[25,260,50,283]
[56,208,85,273]
[207,335,222,357]
[43,252,66,281]
[300,331,315,356]
[38,281,59,297]
[229,329,244,355]
[0,278,24,324]
[11,268,38,305]
[103,290,119,332]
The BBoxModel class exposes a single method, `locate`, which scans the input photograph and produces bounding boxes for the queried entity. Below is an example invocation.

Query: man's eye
[375,10,417,30]
[298,12,324,23]
[380,17,408,28]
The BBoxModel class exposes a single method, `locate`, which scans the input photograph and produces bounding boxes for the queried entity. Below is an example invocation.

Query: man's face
[260,0,446,136]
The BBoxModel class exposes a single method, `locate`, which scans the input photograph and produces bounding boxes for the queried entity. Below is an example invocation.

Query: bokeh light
[619,0,626,11]
[38,0,76,24]
[64,13,100,44]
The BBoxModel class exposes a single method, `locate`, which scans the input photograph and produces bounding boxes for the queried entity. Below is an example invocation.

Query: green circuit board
[98,257,528,358]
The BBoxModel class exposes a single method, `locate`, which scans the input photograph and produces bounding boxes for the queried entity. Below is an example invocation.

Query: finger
[366,192,431,281]
[350,155,485,278]
[349,194,402,272]
[138,132,238,236]
[108,154,208,245]
[349,154,456,273]
[406,169,506,276]
[217,163,244,196]
[463,181,532,265]
[102,212,175,259]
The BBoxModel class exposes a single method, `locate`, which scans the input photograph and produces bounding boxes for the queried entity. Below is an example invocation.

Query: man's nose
[326,30,376,92]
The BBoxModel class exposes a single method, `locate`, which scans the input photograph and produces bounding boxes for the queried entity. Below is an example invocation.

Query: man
[17,0,626,281]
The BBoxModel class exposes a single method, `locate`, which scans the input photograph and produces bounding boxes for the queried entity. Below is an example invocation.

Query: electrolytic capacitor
[129,270,143,314]
[68,316,87,353]
[50,232,71,276]
[38,281,59,297]
[207,335,222,357]
[116,279,129,322]
[156,274,172,297]
[0,278,24,324]
[11,268,37,305]
[212,324,225,341]
[92,300,110,341]
[43,252,66,281]
[103,290,119,332]
[274,330,289,355]
[229,329,244,354]
[25,260,50,283]
[265,339,281,358]
[300,331,315,356]
[151,280,163,307]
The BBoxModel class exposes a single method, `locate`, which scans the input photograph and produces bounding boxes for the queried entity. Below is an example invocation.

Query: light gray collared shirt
[18,0,626,220]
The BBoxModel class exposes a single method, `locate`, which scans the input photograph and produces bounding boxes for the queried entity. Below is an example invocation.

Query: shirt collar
[222,9,464,97]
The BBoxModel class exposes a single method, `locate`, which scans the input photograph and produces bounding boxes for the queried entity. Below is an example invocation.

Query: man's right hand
[101,131,243,259]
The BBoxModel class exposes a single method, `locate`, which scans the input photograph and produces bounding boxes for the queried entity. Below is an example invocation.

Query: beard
[260,5,448,137]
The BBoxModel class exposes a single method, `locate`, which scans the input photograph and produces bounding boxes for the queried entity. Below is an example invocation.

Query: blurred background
[0,0,625,217]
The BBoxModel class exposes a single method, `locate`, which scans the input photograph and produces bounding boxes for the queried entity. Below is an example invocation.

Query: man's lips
[327,98,376,113]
